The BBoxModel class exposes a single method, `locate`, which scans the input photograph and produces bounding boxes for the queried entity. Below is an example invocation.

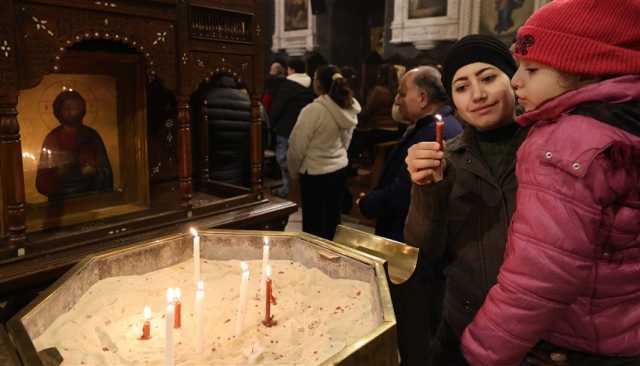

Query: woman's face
[451,62,515,131]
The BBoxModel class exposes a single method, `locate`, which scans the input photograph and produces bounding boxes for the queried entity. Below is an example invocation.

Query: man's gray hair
[412,66,449,103]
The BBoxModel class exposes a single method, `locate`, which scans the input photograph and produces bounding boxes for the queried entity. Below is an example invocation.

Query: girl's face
[511,60,581,112]
[452,62,516,131]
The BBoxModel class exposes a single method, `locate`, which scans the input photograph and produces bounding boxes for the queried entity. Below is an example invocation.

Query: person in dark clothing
[262,59,287,113]
[204,74,252,187]
[404,35,526,365]
[269,57,315,198]
[358,66,462,243]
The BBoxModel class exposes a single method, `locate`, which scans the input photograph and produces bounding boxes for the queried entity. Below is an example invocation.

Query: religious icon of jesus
[35,89,113,200]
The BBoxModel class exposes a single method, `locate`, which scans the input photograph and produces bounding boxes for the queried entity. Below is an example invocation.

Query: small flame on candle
[263,237,269,247]
[190,227,198,237]
[174,288,181,300]
[144,306,151,320]
[197,281,204,292]
[435,114,443,122]
[166,304,173,314]
[265,265,272,278]
[241,261,249,272]
[167,288,175,303]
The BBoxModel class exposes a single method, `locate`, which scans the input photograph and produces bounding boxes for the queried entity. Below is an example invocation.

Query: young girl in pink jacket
[461,1,640,365]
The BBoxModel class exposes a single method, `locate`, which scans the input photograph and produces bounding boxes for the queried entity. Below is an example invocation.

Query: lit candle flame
[174,288,181,300]
[265,265,272,278]
[263,237,269,247]
[190,227,198,237]
[197,281,204,292]
[144,306,151,320]
[435,114,443,122]
[241,261,249,272]
[166,288,175,303]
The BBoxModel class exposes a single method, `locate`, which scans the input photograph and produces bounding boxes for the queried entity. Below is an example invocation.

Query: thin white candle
[167,287,175,304]
[235,262,250,336]
[191,228,201,284]
[165,304,174,366]
[260,237,270,299]
[195,281,204,353]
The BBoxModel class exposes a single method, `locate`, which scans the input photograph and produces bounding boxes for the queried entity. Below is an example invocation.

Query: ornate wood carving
[177,97,193,203]
[0,1,19,100]
[185,51,253,96]
[199,99,210,186]
[0,106,26,247]
[0,0,268,249]
[249,93,262,194]
[17,3,177,91]
[190,5,253,44]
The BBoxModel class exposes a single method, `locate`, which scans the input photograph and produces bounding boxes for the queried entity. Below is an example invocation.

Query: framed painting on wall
[480,0,535,40]
[408,0,447,19]
[284,0,309,31]
[18,51,150,232]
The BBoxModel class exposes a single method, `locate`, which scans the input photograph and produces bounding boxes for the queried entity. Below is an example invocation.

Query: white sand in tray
[33,259,378,365]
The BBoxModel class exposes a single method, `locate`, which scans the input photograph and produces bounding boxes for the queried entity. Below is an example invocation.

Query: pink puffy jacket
[461,75,640,365]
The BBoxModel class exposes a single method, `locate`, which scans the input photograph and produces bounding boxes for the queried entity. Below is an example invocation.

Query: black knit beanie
[442,34,517,98]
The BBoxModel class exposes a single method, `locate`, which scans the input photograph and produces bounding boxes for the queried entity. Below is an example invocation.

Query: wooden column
[199,99,209,187]
[0,0,26,247]
[175,1,192,206]
[177,97,193,204]
[249,94,263,193]
[0,105,26,247]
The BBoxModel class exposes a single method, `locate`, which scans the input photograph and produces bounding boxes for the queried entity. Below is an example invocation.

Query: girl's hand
[405,141,445,185]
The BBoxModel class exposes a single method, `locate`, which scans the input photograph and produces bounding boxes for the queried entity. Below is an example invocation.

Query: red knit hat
[513,0,640,76]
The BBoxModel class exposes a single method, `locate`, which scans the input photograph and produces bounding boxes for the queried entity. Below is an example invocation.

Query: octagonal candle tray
[7,229,397,366]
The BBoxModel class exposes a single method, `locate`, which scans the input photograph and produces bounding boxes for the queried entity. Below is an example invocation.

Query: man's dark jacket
[204,87,251,186]
[269,79,315,138]
[359,106,462,242]
[404,124,528,364]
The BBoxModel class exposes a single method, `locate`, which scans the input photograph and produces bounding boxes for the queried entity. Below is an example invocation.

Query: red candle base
[174,301,182,329]
[139,321,151,340]
[270,293,277,305]
[262,316,278,327]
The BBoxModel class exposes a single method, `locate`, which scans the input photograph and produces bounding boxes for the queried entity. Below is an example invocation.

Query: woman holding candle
[404,34,527,365]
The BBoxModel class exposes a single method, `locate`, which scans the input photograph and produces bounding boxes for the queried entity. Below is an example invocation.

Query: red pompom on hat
[513,0,640,76]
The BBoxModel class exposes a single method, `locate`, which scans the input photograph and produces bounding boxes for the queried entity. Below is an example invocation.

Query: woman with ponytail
[287,64,361,239]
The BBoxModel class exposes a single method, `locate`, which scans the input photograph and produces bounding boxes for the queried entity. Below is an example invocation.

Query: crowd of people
[261,0,640,364]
